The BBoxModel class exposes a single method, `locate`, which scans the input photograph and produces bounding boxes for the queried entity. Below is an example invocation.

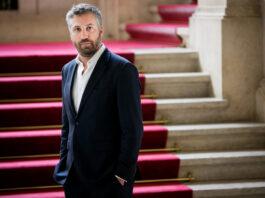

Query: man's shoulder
[107,49,137,72]
[107,49,131,65]
[62,59,76,73]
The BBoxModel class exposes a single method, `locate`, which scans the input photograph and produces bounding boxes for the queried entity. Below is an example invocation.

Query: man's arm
[115,63,143,183]
[53,66,70,184]
[59,67,69,159]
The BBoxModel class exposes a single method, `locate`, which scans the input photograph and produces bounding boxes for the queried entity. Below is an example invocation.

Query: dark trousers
[63,164,134,198]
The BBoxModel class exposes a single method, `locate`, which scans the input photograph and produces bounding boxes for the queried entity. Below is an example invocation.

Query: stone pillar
[190,0,263,121]
[99,0,120,40]
[256,0,265,122]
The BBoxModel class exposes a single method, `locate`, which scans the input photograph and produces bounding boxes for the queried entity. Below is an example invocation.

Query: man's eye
[73,27,81,32]
[87,26,95,32]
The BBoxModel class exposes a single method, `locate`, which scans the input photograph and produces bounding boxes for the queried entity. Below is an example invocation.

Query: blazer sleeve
[53,66,70,184]
[59,66,69,159]
[115,63,144,181]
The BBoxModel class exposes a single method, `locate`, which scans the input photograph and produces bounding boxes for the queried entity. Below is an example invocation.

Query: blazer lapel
[65,61,78,117]
[76,48,110,117]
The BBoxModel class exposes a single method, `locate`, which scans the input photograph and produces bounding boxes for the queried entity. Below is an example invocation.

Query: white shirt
[72,44,105,112]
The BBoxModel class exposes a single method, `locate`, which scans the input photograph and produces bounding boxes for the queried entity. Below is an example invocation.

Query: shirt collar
[75,43,106,67]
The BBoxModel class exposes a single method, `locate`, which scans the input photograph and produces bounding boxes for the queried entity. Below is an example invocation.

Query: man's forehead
[71,22,94,27]
[72,13,96,22]
[70,14,97,27]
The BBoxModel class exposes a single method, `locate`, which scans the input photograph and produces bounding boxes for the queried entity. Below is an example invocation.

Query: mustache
[79,39,93,44]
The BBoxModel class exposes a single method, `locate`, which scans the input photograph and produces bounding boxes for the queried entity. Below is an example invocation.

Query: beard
[74,35,102,58]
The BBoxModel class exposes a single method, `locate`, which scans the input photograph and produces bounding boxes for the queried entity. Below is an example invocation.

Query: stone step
[189,180,265,198]
[0,152,180,188]
[156,98,228,124]
[149,1,197,24]
[0,72,209,100]
[134,48,199,73]
[0,74,145,100]
[178,151,265,182]
[166,123,265,151]
[145,72,211,98]
[125,23,187,45]
[0,99,156,128]
[0,125,169,157]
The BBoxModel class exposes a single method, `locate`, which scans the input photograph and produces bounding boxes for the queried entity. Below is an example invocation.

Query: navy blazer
[53,48,143,186]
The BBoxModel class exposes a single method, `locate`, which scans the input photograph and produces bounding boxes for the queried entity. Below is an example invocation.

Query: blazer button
[76,121,79,126]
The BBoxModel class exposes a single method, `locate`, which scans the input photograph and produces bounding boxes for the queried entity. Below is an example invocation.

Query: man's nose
[80,29,89,39]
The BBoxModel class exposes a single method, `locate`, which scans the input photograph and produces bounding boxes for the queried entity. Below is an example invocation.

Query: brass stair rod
[135,177,195,184]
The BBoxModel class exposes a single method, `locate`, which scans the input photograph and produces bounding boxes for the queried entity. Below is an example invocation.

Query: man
[53,3,143,198]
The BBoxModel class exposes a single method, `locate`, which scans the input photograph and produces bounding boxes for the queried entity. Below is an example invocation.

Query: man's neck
[79,56,90,68]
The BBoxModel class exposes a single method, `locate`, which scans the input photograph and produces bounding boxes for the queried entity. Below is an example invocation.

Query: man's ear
[99,27,104,37]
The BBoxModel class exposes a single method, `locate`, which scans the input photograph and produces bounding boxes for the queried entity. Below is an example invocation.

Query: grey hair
[66,3,102,29]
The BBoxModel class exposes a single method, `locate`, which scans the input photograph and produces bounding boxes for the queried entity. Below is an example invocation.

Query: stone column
[190,0,263,121]
[98,0,120,39]
[256,0,265,122]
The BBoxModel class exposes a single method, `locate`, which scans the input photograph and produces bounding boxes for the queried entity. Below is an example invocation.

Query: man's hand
[115,175,127,186]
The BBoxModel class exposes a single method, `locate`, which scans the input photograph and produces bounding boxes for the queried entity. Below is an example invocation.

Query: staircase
[134,47,265,197]
[125,0,197,46]
[1,0,265,198]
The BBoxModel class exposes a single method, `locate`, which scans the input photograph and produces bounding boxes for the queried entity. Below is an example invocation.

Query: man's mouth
[80,42,92,45]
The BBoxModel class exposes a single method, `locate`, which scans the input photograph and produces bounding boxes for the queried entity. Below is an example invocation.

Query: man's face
[69,13,103,58]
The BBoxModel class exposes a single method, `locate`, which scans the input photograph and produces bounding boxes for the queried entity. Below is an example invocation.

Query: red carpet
[125,0,197,46]
[133,181,192,198]
[0,40,179,74]
[0,76,62,99]
[158,4,197,23]
[0,153,179,188]
[138,152,180,180]
[0,1,196,197]
[0,182,192,198]
[0,45,132,74]
[0,99,156,127]
[0,74,146,99]
[126,23,187,45]
[141,125,168,149]
[0,125,168,157]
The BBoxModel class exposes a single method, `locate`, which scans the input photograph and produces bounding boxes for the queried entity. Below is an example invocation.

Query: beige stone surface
[155,98,229,124]
[166,123,265,151]
[190,0,263,121]
[256,79,265,121]
[134,48,200,73]
[0,12,69,42]
[0,0,189,42]
[190,180,265,198]
[178,151,265,182]
[256,1,265,122]
[144,72,210,98]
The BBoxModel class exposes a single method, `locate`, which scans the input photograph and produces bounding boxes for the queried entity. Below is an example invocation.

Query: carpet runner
[0,99,156,127]
[125,0,197,46]
[0,182,192,198]
[0,74,145,99]
[0,125,168,157]
[0,1,197,197]
[0,153,180,189]
[158,4,197,23]
[0,41,134,73]
[126,23,187,45]
[0,40,179,74]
